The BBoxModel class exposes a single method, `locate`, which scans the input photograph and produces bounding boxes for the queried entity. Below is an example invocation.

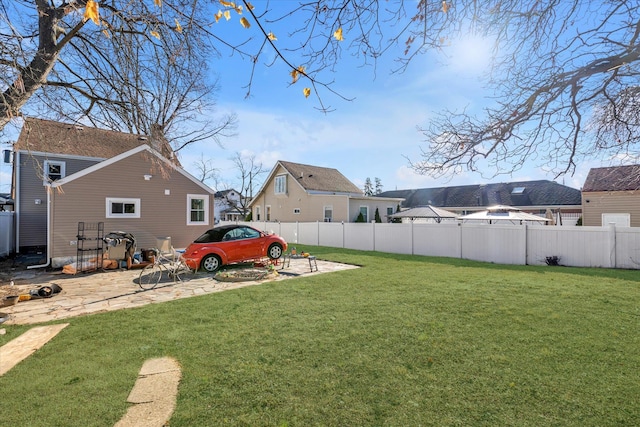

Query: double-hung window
[324,206,333,222]
[274,175,287,195]
[386,207,395,221]
[187,194,209,225]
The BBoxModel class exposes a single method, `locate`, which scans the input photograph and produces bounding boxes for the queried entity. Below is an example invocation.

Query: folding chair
[156,236,176,261]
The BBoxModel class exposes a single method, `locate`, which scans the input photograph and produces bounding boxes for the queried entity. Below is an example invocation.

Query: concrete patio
[1,258,358,325]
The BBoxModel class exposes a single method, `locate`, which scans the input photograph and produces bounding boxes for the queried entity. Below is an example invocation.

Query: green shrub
[374,208,382,223]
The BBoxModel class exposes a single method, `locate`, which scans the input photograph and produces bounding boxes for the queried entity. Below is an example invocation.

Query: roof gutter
[27,185,51,269]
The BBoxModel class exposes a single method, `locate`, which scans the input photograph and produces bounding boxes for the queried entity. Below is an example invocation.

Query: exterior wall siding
[50,152,213,264]
[17,152,98,249]
[582,190,640,226]
[349,200,399,223]
[252,165,351,222]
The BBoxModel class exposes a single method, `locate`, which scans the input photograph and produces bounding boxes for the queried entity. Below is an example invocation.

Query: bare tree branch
[413,1,640,179]
[2,1,639,180]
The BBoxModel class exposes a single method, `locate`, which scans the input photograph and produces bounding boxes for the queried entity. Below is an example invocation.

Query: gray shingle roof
[279,161,363,194]
[379,180,581,208]
[583,165,640,192]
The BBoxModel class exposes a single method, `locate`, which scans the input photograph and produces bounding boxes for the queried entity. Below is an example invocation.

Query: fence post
[458,222,463,260]
[523,223,528,265]
[411,220,415,255]
[608,223,616,268]
[373,221,376,252]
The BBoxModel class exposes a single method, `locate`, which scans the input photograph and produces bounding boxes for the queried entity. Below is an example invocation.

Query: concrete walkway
[1,258,357,325]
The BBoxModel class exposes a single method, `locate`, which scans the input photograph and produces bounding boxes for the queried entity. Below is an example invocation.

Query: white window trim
[324,205,333,222]
[359,206,369,222]
[106,197,140,218]
[255,206,261,221]
[43,160,66,184]
[187,194,210,225]
[266,205,271,221]
[274,174,287,195]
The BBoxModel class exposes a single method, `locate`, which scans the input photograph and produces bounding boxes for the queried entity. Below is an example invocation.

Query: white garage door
[602,213,630,227]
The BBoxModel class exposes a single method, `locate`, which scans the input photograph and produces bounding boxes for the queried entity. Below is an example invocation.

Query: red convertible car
[182,224,288,272]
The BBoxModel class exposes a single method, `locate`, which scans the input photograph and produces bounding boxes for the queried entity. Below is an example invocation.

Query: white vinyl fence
[0,211,15,258]
[235,220,640,270]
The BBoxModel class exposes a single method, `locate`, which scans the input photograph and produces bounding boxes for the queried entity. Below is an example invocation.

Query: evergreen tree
[374,177,383,195]
[355,212,365,222]
[374,208,382,223]
[364,178,373,196]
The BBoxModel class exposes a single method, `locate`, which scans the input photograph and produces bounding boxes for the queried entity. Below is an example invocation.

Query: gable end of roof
[583,165,640,192]
[278,160,363,194]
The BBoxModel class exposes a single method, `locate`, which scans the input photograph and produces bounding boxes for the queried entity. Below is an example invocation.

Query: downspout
[28,185,51,269]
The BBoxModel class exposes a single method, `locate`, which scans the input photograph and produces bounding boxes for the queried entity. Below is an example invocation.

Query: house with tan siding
[11,118,214,267]
[249,161,403,223]
[582,164,640,227]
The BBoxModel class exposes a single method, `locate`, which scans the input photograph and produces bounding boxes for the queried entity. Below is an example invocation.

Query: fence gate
[0,211,15,257]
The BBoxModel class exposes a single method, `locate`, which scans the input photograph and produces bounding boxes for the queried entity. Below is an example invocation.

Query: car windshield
[222,227,261,241]
[193,228,228,243]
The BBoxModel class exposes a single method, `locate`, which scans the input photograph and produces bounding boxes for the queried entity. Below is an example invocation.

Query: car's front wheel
[267,243,283,259]
[201,254,222,272]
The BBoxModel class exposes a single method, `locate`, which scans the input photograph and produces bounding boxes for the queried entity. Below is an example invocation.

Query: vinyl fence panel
[344,223,375,251]
[297,222,320,246]
[227,220,640,270]
[277,222,298,245]
[373,223,413,254]
[0,211,14,257]
[527,225,611,268]
[614,227,640,269]
[412,223,461,258]
[460,223,526,265]
[318,222,345,248]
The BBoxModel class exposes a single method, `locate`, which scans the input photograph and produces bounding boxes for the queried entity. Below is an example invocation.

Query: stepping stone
[0,323,69,376]
[114,357,182,427]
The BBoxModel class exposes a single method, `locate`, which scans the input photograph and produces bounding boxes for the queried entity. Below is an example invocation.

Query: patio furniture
[281,252,318,272]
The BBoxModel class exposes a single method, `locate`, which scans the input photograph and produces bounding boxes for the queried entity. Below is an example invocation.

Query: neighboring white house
[214,189,246,222]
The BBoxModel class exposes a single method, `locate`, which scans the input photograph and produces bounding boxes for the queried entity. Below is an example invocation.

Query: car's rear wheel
[201,254,222,272]
[267,243,283,259]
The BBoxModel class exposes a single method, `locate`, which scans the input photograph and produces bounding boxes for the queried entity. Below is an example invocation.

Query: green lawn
[1,247,639,426]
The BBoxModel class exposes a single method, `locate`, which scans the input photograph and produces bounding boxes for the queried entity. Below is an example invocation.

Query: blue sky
[181,30,592,194]
[0,5,594,196]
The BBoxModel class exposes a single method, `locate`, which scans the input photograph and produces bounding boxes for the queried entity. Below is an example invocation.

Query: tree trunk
[0,1,64,130]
